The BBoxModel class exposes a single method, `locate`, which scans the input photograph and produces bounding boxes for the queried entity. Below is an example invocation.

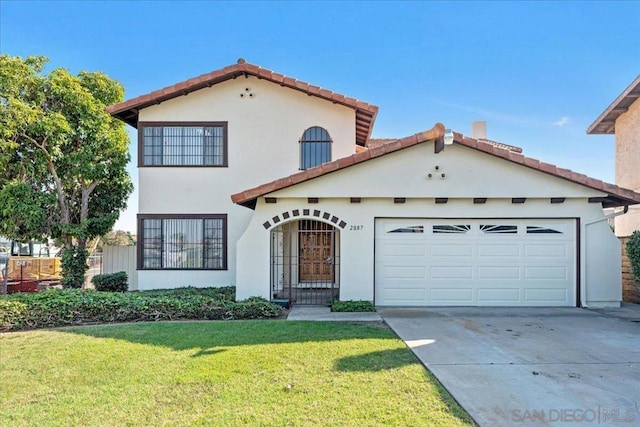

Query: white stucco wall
[584,218,622,307]
[270,144,600,199]
[136,76,356,290]
[236,142,621,307]
[614,98,640,237]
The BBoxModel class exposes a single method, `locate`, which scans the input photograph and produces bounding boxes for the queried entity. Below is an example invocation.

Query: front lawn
[0,321,473,426]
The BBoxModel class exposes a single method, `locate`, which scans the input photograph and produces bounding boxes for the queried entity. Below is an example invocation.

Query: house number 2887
[349,225,364,231]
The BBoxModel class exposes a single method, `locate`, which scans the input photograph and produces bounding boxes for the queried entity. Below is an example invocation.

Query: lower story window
[138,214,227,270]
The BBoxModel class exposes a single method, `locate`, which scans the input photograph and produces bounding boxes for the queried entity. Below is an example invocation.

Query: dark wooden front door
[299,221,334,282]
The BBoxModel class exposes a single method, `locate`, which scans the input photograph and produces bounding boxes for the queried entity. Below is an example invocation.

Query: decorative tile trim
[262,209,348,230]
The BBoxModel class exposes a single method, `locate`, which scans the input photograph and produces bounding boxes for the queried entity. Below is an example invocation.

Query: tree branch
[80,181,99,223]
[20,132,70,227]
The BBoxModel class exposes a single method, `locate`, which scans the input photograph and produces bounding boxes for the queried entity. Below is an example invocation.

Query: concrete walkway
[287,305,382,321]
[379,306,640,427]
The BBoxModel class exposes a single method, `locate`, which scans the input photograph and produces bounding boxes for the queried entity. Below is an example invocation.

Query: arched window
[300,126,332,170]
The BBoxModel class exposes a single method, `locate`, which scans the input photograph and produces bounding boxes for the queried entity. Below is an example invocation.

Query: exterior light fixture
[444,129,454,145]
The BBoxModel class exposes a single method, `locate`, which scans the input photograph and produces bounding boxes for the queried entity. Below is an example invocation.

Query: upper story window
[300,126,332,170]
[139,122,228,167]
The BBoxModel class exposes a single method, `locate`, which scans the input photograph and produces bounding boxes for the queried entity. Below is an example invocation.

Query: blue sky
[1,1,639,232]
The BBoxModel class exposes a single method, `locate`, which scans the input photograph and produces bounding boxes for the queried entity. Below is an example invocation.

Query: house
[587,75,640,301]
[107,60,640,308]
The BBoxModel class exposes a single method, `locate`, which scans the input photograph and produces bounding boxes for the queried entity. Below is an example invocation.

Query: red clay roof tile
[107,60,379,146]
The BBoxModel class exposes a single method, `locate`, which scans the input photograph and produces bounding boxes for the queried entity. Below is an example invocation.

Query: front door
[299,220,334,283]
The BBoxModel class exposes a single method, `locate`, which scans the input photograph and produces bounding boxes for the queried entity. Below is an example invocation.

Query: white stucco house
[107,60,640,308]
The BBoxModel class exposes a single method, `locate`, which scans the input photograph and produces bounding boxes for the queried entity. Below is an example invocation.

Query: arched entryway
[270,219,340,305]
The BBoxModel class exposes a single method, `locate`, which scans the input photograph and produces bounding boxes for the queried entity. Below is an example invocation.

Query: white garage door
[375,219,576,307]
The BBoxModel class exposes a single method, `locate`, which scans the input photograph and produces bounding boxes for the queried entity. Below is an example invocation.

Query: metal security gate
[270,220,340,305]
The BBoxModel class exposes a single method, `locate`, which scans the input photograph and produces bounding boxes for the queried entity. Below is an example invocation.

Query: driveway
[378,306,640,427]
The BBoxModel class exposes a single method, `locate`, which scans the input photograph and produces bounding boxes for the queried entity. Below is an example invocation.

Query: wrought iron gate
[270,220,340,305]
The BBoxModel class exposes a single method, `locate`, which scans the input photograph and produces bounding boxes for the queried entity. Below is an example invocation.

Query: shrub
[0,300,28,331]
[92,271,128,292]
[331,299,376,312]
[0,287,282,331]
[143,286,236,301]
[627,231,640,284]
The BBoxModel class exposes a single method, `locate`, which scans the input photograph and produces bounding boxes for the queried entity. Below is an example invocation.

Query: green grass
[0,321,473,426]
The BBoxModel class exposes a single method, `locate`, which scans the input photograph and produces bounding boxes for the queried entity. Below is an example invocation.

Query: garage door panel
[381,288,426,302]
[524,288,568,303]
[430,266,474,279]
[384,266,426,279]
[477,266,521,279]
[524,266,568,280]
[477,244,521,257]
[431,288,473,302]
[375,218,575,307]
[383,243,426,256]
[477,288,521,302]
[430,244,474,257]
[524,244,569,257]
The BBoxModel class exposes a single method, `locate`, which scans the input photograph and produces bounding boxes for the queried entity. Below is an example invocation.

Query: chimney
[472,121,487,140]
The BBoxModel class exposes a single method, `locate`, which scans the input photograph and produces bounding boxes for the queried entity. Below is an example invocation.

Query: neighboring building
[108,60,640,308]
[587,75,640,302]
[587,75,640,237]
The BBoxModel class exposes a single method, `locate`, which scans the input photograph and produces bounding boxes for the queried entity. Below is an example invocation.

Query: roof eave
[106,62,379,139]
[586,75,640,135]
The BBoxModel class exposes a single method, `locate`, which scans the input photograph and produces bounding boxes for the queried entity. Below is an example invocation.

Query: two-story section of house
[107,59,377,291]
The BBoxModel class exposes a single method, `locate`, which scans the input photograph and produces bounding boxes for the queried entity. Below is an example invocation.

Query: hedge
[627,231,640,284]
[331,299,376,312]
[0,287,281,331]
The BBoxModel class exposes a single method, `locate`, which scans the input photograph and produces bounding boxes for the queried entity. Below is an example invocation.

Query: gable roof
[587,75,640,134]
[107,59,379,146]
[231,122,640,209]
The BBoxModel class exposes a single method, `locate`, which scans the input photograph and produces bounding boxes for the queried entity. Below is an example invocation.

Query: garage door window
[527,226,562,234]
[480,224,517,234]
[433,225,470,234]
[389,225,424,233]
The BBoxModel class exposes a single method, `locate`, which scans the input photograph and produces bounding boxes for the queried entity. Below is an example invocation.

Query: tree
[0,55,133,287]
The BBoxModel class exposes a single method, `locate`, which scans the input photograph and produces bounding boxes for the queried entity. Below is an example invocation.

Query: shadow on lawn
[61,320,399,356]
[334,348,419,372]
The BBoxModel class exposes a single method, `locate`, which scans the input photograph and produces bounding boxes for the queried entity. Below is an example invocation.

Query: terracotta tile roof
[367,136,522,153]
[587,74,640,134]
[477,138,522,153]
[231,123,640,209]
[107,59,379,146]
[367,138,399,148]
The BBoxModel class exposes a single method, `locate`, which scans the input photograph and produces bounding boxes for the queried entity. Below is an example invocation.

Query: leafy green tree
[0,55,133,287]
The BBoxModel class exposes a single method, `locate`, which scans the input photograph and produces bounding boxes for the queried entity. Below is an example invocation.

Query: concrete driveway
[378,306,640,427]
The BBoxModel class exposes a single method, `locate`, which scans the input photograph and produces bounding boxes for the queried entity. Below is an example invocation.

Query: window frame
[299,126,332,170]
[138,121,228,167]
[137,214,228,270]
